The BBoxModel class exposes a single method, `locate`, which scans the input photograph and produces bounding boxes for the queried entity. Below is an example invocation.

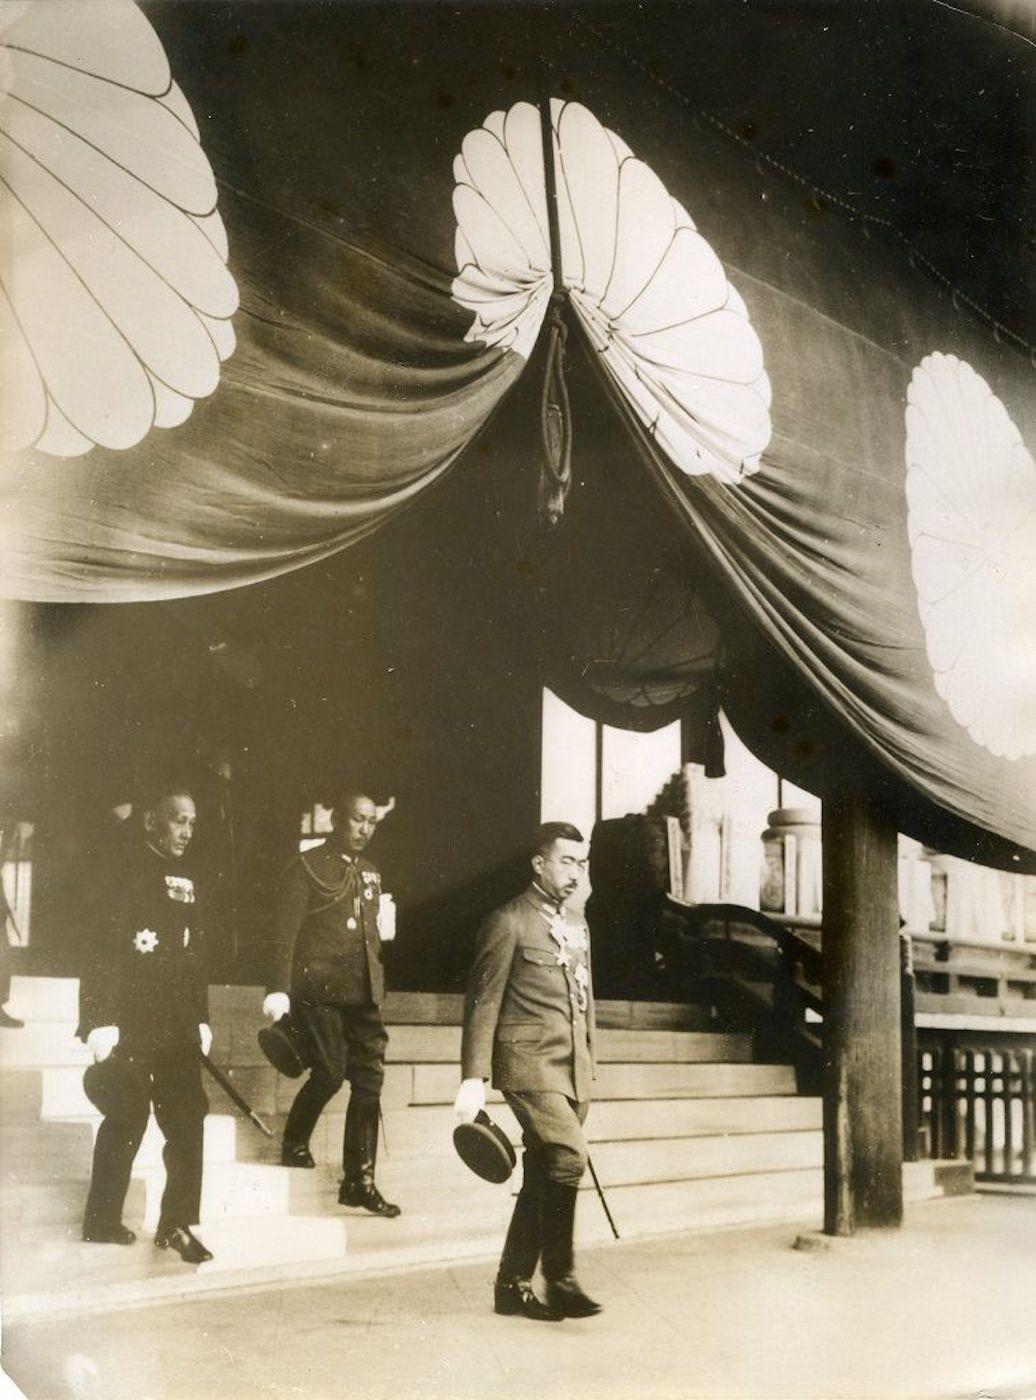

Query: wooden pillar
[900,933,920,1163]
[822,795,903,1234]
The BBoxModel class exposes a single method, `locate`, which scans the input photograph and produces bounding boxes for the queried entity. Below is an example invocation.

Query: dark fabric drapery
[2,2,1033,867]
[569,290,1036,867]
[0,192,521,601]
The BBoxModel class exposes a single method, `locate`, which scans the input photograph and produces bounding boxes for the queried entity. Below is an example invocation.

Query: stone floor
[2,1193,1034,1400]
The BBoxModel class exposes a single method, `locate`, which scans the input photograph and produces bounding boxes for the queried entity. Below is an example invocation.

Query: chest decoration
[165,875,195,905]
[134,928,159,954]
[361,870,379,901]
[542,912,591,1013]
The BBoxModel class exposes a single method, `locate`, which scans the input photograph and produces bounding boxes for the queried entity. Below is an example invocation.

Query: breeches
[503,1091,590,1188]
[285,1003,388,1149]
[84,1049,207,1230]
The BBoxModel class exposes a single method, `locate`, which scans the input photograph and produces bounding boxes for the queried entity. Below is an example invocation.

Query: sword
[197,1049,274,1138]
[586,1152,620,1240]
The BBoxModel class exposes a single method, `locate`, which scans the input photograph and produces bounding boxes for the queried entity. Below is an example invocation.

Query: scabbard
[197,1049,274,1138]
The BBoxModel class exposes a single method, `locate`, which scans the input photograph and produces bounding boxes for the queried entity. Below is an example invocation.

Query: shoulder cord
[300,854,362,918]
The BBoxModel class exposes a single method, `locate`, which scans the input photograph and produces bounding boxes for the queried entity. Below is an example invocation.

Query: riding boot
[497,1147,544,1284]
[338,1091,400,1217]
[541,1182,602,1318]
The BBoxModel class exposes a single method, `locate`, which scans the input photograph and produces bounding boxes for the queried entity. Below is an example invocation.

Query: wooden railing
[661,903,823,1088]
[910,932,1036,1018]
[919,1044,1036,1185]
[663,903,1036,1149]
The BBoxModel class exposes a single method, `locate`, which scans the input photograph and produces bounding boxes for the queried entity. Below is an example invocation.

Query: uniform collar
[527,882,565,915]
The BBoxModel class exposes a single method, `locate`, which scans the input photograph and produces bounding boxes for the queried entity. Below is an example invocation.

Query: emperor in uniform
[456,821,601,1321]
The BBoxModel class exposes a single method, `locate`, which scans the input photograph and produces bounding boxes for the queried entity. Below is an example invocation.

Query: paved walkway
[3,1194,1034,1400]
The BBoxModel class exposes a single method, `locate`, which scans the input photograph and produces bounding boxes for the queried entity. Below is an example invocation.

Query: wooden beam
[822,795,903,1233]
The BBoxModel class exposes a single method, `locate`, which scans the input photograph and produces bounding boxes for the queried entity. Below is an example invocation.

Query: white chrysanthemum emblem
[905,352,1036,760]
[0,0,239,457]
[451,99,771,483]
[133,928,159,954]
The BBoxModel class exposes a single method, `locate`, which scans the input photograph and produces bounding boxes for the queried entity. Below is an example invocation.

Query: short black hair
[533,821,585,858]
[139,781,194,817]
[332,788,376,816]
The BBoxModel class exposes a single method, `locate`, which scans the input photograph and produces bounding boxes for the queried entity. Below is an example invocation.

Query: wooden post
[900,932,919,1163]
[822,796,903,1234]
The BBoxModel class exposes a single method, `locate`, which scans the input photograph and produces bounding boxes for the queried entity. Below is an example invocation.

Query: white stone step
[7,978,717,1034]
[0,1117,826,1252]
[586,1095,823,1140]
[0,1115,97,1176]
[1,1212,350,1320]
[0,1022,90,1067]
[589,1131,823,1187]
[1,1156,966,1322]
[207,986,715,1032]
[205,1023,752,1069]
[594,1030,751,1063]
[600,1167,824,1238]
[0,1067,44,1120]
[0,1165,825,1322]
[3,1048,779,1125]
[1,1179,149,1238]
[0,1059,285,1126]
[6,976,79,1022]
[410,1059,796,1105]
[254,1093,823,1165]
[0,1113,241,1181]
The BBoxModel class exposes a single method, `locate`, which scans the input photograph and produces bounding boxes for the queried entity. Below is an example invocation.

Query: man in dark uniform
[455,821,601,1322]
[78,784,214,1263]
[263,789,399,1217]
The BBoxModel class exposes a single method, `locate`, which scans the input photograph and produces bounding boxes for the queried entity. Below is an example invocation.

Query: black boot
[82,1221,136,1245]
[541,1182,601,1318]
[281,1140,316,1168]
[154,1223,213,1263]
[494,1278,563,1322]
[338,1093,400,1217]
[497,1146,544,1284]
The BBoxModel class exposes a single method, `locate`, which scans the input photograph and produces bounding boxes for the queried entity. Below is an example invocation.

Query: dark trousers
[83,1050,207,1232]
[284,1003,387,1168]
[499,1091,589,1282]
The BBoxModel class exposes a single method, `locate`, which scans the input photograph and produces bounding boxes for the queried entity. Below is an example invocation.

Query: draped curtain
[0,191,521,600]
[2,1,1034,867]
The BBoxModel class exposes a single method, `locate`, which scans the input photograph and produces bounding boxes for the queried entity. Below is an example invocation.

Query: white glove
[198,1023,213,1057]
[263,992,290,1022]
[87,1026,119,1063]
[454,1077,486,1124]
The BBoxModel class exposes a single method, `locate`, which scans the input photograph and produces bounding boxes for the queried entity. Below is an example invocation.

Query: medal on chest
[165,874,195,904]
[541,910,591,1013]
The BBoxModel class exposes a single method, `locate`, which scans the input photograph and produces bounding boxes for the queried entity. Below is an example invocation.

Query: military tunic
[78,841,210,1234]
[268,843,390,1154]
[461,883,597,1283]
[268,846,385,1006]
[461,885,595,1102]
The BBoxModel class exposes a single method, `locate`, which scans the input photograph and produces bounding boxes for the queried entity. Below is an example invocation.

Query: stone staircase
[0,976,955,1319]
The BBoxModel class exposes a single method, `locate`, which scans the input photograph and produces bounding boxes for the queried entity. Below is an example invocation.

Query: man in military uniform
[263,789,399,1217]
[455,821,601,1321]
[78,784,214,1263]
